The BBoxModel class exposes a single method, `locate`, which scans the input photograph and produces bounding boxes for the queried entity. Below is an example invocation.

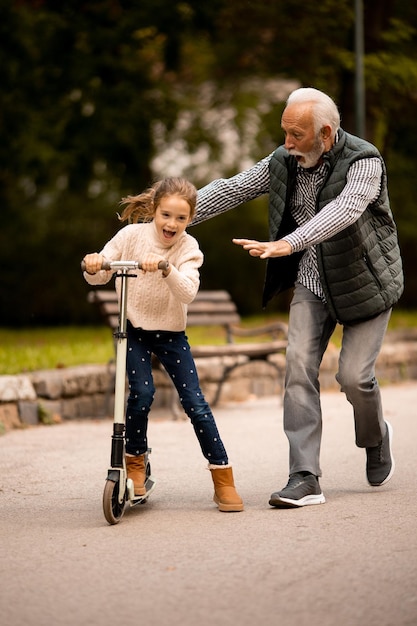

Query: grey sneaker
[366,421,395,486]
[269,472,325,508]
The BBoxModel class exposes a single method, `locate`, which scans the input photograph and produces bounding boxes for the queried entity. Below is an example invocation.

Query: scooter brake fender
[106,469,127,505]
[107,469,121,483]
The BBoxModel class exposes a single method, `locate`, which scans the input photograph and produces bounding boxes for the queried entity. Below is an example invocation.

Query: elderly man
[194,87,403,508]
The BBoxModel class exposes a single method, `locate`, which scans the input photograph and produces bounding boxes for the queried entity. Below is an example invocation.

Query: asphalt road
[1,382,417,626]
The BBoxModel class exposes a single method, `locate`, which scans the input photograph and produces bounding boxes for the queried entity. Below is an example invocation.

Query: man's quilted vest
[264,129,404,323]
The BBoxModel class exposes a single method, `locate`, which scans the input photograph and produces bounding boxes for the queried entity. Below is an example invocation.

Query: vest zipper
[363,254,383,290]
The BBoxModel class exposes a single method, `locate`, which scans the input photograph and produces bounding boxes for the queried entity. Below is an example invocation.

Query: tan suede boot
[209,465,244,512]
[126,454,147,496]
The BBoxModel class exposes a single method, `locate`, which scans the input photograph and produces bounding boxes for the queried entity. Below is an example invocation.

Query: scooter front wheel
[103,478,126,525]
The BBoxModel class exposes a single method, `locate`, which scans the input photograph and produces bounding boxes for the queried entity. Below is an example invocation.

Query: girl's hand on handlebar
[83,253,105,274]
[232,238,292,259]
[140,253,171,276]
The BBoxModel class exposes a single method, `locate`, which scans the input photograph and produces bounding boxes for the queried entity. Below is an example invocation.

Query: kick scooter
[81,258,167,524]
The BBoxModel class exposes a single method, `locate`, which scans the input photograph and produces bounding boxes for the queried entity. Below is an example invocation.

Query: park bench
[87,288,288,408]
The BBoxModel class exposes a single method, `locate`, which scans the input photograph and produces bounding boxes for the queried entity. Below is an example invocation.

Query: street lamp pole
[355,0,366,137]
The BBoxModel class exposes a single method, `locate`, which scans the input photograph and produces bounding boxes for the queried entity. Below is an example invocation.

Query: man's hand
[232,238,292,259]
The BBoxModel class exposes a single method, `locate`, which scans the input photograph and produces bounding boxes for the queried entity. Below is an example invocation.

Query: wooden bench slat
[87,289,117,304]
[193,290,231,302]
[88,289,234,304]
[99,302,119,316]
[187,313,241,327]
[191,340,288,359]
[229,321,288,339]
[188,301,237,314]
[89,290,238,313]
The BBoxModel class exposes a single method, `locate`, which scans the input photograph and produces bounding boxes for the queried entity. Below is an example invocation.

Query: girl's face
[153,195,192,247]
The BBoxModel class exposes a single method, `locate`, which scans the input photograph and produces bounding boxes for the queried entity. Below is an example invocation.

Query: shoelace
[286,472,306,488]
[377,439,385,462]
[368,438,384,463]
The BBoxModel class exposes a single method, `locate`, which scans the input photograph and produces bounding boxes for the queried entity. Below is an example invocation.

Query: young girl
[83,177,243,512]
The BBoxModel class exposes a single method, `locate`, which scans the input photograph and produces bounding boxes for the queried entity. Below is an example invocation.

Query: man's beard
[289,136,325,169]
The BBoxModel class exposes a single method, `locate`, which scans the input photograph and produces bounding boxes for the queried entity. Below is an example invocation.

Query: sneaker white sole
[269,493,326,508]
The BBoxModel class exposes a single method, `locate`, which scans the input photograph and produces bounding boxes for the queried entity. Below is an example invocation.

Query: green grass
[0,327,114,375]
[0,309,416,375]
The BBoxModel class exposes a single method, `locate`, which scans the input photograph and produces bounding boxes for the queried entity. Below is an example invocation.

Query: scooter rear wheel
[103,478,126,525]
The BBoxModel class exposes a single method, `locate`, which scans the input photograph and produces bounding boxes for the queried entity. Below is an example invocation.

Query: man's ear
[321,125,332,140]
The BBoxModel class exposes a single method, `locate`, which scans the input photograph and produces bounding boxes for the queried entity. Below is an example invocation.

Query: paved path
[1,382,417,626]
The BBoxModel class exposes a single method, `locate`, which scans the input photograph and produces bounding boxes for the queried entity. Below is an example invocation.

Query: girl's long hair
[119,177,197,223]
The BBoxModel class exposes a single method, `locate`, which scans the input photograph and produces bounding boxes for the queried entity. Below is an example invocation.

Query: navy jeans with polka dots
[125,322,228,465]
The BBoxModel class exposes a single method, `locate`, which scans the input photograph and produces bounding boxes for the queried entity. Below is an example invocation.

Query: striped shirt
[195,149,382,301]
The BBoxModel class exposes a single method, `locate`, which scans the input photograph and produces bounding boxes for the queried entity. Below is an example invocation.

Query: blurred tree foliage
[1,0,416,325]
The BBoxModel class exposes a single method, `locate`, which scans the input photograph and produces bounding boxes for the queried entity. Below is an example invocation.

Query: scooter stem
[113,267,130,426]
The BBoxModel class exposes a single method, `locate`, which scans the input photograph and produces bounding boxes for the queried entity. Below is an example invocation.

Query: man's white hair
[287,87,340,136]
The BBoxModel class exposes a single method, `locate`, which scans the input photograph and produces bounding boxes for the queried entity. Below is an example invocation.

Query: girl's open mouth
[163,229,175,239]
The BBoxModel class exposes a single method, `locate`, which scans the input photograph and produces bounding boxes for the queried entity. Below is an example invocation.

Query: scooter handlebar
[81,259,169,272]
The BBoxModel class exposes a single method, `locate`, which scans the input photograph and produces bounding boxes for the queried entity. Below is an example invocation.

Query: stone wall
[1,338,417,432]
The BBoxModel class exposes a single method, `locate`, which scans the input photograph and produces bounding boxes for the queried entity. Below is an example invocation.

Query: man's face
[281,103,325,169]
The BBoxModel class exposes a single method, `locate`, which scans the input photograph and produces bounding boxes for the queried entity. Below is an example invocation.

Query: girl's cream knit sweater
[84,221,204,331]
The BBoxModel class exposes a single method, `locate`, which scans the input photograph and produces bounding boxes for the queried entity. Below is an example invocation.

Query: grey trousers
[284,283,391,477]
